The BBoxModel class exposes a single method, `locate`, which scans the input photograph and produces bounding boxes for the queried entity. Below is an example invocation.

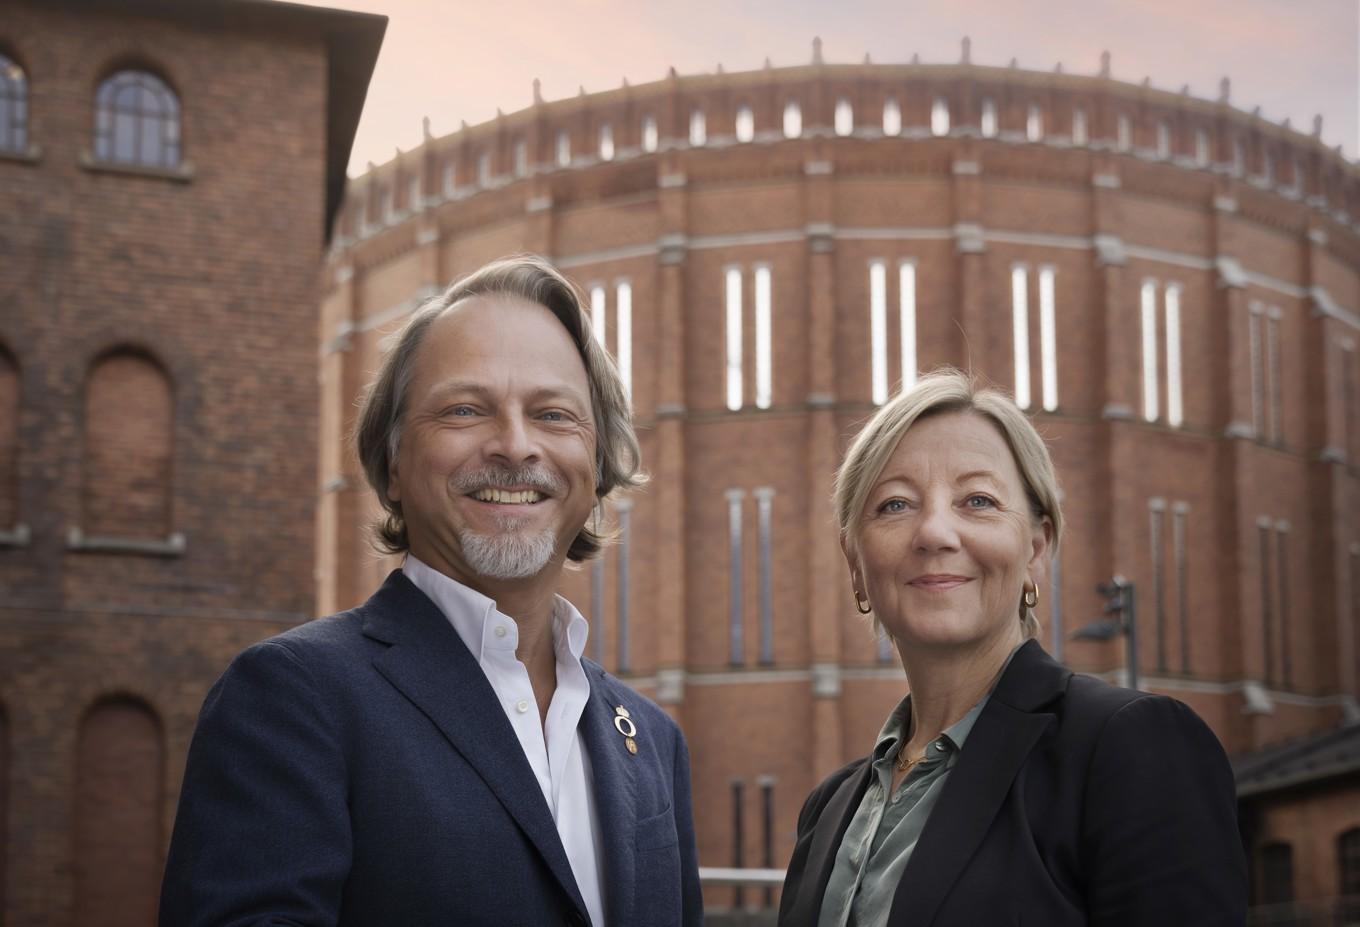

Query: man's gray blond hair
[354,254,644,561]
[834,367,1064,640]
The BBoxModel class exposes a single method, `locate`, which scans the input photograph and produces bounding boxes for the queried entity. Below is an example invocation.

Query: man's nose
[484,410,539,466]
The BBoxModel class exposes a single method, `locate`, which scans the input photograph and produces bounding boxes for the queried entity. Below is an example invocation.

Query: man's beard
[451,464,568,580]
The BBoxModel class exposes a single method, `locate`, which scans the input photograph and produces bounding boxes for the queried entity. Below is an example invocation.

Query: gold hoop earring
[1022,581,1039,610]
[854,591,872,615]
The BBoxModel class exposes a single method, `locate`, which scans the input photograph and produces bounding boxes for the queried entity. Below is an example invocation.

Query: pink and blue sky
[318,0,1358,177]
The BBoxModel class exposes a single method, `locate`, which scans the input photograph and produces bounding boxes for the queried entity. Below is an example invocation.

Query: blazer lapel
[889,640,1070,926]
[578,668,640,927]
[361,572,590,921]
[784,762,875,926]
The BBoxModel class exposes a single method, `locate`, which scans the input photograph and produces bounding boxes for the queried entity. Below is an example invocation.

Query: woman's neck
[898,628,1023,750]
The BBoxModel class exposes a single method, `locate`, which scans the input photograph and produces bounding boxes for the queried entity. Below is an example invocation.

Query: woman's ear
[1027,515,1053,585]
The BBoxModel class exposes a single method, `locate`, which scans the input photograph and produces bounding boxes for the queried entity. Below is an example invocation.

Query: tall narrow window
[0,54,27,154]
[735,105,754,143]
[1194,128,1210,166]
[1262,150,1274,184]
[755,487,775,665]
[407,176,422,212]
[1339,829,1360,900]
[1141,280,1160,421]
[513,139,528,177]
[980,98,998,138]
[882,98,901,136]
[930,97,950,137]
[1025,104,1043,142]
[1165,284,1183,427]
[1149,498,1168,672]
[1343,344,1357,461]
[1276,521,1290,688]
[1173,503,1190,673]
[730,780,746,908]
[590,284,607,345]
[834,98,853,137]
[477,151,490,186]
[590,558,605,665]
[615,280,632,401]
[1266,309,1282,444]
[74,699,164,927]
[1011,265,1032,409]
[1249,303,1265,436]
[783,100,802,139]
[869,261,889,405]
[615,502,632,673]
[1071,107,1088,146]
[1116,114,1132,151]
[83,352,173,539]
[1156,121,1171,158]
[726,489,745,664]
[381,186,395,224]
[899,261,918,393]
[94,70,180,169]
[689,109,706,147]
[1259,520,1274,685]
[1039,265,1058,411]
[1259,843,1294,906]
[725,267,743,411]
[598,123,614,161]
[442,160,456,196]
[641,114,658,153]
[754,265,773,410]
[555,129,571,167]
[1232,137,1245,175]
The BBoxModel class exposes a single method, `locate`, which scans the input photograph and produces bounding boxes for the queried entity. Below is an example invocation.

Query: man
[160,256,703,927]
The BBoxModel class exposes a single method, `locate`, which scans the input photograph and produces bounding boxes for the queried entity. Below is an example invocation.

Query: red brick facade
[0,1,382,923]
[322,57,1360,912]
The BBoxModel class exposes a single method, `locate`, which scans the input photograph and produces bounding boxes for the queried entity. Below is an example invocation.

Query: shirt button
[494,625,509,638]
[516,699,530,713]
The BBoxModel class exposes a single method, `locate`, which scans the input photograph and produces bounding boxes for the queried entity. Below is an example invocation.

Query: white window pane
[1141,280,1160,421]
[882,98,901,136]
[783,100,801,139]
[834,98,853,137]
[599,123,614,161]
[590,285,607,345]
[1165,284,1182,426]
[725,267,743,410]
[1195,129,1210,166]
[1249,306,1264,434]
[1072,108,1088,146]
[869,261,888,405]
[442,162,456,195]
[642,115,658,153]
[1117,114,1131,151]
[981,98,998,138]
[689,109,706,146]
[1157,121,1170,158]
[1039,266,1058,411]
[556,130,571,167]
[754,265,772,410]
[1026,104,1043,142]
[616,281,632,401]
[513,140,527,177]
[1011,266,1031,409]
[899,262,917,392]
[408,177,421,211]
[931,97,950,137]
[736,105,754,143]
[477,151,490,184]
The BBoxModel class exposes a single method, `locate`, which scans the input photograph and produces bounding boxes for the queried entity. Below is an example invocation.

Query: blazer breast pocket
[635,806,678,851]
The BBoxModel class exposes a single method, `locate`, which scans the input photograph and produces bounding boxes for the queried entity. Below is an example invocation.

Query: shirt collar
[402,554,590,665]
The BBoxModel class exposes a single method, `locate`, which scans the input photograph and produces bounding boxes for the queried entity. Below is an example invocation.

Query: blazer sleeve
[671,728,705,927]
[1080,694,1247,926]
[159,640,351,927]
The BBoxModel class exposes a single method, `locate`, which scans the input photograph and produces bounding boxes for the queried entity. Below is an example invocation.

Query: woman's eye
[878,499,908,514]
[964,494,997,509]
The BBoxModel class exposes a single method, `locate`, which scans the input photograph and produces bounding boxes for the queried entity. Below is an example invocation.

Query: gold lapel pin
[614,706,638,755]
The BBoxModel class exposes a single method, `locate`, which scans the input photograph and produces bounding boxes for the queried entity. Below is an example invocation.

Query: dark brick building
[0,1,383,923]
[320,46,1360,917]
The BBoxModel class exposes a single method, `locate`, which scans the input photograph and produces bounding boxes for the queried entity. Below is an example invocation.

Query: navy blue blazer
[778,640,1247,926]
[160,570,703,927]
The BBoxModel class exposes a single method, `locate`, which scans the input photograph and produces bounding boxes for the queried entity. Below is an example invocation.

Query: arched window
[94,69,180,169]
[735,104,754,143]
[82,351,173,539]
[1258,841,1294,905]
[0,345,17,529]
[834,98,853,137]
[74,698,164,927]
[0,53,27,154]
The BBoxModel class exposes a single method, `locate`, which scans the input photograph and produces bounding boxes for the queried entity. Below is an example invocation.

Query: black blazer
[160,570,703,927]
[779,640,1246,926]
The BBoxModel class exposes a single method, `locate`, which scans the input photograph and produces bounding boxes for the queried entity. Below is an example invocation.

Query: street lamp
[1072,576,1138,691]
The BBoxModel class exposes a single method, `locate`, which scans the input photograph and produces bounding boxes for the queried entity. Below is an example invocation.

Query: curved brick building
[321,47,1360,914]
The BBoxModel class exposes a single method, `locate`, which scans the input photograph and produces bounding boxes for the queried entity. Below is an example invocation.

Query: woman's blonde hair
[833,367,1064,638]
[354,254,644,561]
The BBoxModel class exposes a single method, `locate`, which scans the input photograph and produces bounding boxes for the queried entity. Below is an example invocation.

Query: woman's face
[847,411,1050,654]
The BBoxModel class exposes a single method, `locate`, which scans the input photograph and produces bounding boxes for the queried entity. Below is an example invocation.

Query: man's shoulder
[581,658,682,736]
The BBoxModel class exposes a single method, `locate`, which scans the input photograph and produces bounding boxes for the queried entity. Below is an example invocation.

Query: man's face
[387,294,598,585]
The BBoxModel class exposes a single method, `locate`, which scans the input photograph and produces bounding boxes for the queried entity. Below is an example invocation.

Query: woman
[779,369,1245,927]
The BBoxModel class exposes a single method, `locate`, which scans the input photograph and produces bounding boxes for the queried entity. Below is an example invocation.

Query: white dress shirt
[403,555,606,927]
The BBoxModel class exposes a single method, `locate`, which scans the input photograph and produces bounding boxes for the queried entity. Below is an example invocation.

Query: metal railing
[699,868,786,927]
